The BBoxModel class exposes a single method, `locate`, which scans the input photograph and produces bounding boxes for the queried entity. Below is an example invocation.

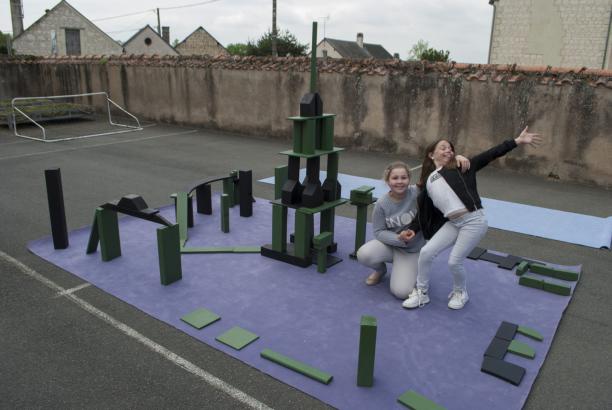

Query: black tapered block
[484,337,510,360]
[282,156,303,205]
[496,321,518,341]
[45,168,69,249]
[117,194,148,211]
[301,157,323,208]
[481,356,525,386]
[196,184,212,215]
[238,170,253,217]
[322,179,341,201]
[299,92,323,117]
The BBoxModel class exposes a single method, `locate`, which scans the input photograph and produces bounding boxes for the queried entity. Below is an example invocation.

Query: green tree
[420,47,450,62]
[0,31,13,55]
[407,39,429,61]
[245,28,308,57]
[407,39,450,62]
[227,43,249,56]
[172,38,180,47]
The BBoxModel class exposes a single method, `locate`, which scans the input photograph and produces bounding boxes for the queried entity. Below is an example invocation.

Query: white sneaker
[402,288,430,309]
[448,289,469,310]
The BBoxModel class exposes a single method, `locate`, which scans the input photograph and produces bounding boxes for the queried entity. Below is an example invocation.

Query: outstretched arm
[514,126,542,147]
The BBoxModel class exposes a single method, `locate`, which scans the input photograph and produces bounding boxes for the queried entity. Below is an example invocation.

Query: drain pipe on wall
[603,6,612,69]
[487,0,498,64]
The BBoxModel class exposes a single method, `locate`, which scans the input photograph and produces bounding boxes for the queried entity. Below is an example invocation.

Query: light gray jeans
[356,239,419,299]
[416,209,488,292]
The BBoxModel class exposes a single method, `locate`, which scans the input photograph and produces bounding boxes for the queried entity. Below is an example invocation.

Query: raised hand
[455,154,471,172]
[515,126,543,147]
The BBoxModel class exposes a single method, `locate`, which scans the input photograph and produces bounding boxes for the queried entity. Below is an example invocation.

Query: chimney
[162,26,170,43]
[10,0,24,37]
[356,32,363,48]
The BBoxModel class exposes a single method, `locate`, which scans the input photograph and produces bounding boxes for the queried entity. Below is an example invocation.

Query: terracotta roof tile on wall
[2,55,611,88]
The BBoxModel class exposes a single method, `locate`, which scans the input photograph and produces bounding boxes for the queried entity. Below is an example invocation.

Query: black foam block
[496,321,518,341]
[481,356,525,386]
[238,170,253,217]
[467,247,486,260]
[44,168,69,249]
[484,337,510,360]
[299,92,323,117]
[117,194,148,211]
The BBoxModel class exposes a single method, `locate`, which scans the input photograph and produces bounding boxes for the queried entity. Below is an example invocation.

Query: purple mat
[28,196,580,409]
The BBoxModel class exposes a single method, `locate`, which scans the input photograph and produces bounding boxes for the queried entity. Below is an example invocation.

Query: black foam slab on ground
[467,247,487,260]
[481,356,525,386]
[484,337,510,360]
[496,321,518,341]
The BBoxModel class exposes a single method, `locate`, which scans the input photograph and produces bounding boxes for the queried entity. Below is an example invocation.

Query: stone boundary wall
[1,55,611,188]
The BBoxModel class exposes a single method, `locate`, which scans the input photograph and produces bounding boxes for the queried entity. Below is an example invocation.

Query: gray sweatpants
[416,209,488,292]
[356,239,419,299]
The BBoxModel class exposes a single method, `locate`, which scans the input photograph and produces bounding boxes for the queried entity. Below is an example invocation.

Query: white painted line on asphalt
[53,283,91,298]
[0,250,273,410]
[0,129,199,161]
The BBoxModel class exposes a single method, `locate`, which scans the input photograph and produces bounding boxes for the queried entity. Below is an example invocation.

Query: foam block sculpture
[85,194,182,285]
[481,321,543,386]
[261,22,348,269]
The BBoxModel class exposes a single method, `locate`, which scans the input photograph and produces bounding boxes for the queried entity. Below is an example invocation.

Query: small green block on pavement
[180,308,220,329]
[517,325,544,341]
[216,326,259,350]
[397,390,446,410]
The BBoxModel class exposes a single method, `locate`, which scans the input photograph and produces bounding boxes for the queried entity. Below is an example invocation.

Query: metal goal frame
[11,92,142,142]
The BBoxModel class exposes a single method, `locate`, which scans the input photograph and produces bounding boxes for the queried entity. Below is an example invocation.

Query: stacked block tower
[261,22,347,268]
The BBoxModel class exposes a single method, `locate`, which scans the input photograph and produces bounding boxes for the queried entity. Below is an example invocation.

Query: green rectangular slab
[397,390,446,410]
[529,263,580,281]
[180,308,220,329]
[518,273,544,290]
[517,325,544,341]
[232,246,261,253]
[181,246,236,254]
[216,326,259,350]
[260,348,333,384]
[542,279,571,296]
[508,339,536,359]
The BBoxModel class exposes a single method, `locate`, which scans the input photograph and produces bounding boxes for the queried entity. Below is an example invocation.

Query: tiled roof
[363,43,393,59]
[2,55,611,88]
[323,38,371,59]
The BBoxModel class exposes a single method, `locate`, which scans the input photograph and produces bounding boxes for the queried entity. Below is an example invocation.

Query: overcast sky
[2,0,494,62]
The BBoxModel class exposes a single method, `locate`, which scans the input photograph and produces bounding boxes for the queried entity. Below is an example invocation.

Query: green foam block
[260,348,333,385]
[397,390,446,410]
[529,263,580,282]
[216,326,259,350]
[517,325,544,341]
[508,339,536,359]
[515,261,529,276]
[180,308,220,329]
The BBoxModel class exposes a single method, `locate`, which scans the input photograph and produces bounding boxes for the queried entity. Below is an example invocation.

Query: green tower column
[357,315,377,387]
[294,209,313,260]
[157,224,182,285]
[271,203,288,252]
[221,194,230,233]
[97,207,121,262]
[274,165,288,200]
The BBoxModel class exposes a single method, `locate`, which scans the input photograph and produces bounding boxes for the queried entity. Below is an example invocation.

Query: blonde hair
[382,161,410,182]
